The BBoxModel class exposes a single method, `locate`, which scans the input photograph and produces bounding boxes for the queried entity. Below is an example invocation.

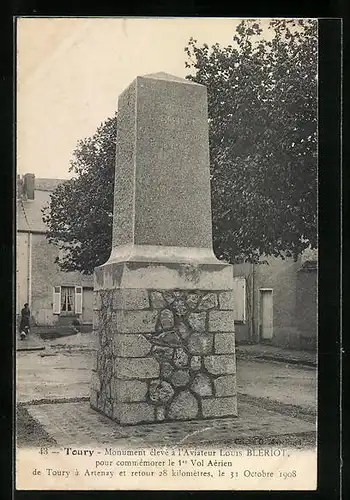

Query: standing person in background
[19,303,30,340]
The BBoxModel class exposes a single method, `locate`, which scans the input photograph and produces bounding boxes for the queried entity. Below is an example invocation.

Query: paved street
[16,332,317,412]
[16,333,95,404]
[25,399,315,448]
[16,332,316,448]
[237,359,315,414]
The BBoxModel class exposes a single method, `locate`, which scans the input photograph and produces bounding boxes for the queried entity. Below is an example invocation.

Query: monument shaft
[91,73,237,425]
[111,73,215,263]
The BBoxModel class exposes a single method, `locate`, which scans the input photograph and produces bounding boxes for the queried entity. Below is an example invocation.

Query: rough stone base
[91,280,237,425]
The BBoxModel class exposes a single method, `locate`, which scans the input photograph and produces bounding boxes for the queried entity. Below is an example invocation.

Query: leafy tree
[44,19,317,274]
[185,18,317,262]
[43,116,117,274]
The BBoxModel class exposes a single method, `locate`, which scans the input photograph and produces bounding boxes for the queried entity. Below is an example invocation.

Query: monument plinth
[91,72,237,425]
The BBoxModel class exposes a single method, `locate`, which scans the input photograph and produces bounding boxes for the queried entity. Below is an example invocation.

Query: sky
[17,17,265,180]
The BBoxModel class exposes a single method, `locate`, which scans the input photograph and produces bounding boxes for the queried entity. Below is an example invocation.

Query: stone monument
[90,72,237,425]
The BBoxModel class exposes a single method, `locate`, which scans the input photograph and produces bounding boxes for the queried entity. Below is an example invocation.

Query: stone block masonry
[91,288,237,425]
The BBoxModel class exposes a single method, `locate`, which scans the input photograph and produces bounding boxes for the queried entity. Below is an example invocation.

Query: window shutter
[75,286,83,314]
[53,286,61,314]
[232,277,246,323]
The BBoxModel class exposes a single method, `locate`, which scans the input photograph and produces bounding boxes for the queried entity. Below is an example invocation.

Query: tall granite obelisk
[91,72,237,425]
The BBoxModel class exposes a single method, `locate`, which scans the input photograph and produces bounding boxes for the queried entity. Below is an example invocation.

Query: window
[61,287,75,312]
[52,286,83,315]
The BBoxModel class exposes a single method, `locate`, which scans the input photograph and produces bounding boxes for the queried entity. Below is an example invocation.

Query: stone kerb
[91,288,237,425]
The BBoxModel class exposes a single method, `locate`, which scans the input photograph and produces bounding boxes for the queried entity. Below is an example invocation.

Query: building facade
[16,173,317,347]
[230,251,317,351]
[16,174,94,327]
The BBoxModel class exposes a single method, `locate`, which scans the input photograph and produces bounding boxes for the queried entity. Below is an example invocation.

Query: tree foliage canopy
[44,19,317,274]
[185,18,317,262]
[43,116,117,274]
